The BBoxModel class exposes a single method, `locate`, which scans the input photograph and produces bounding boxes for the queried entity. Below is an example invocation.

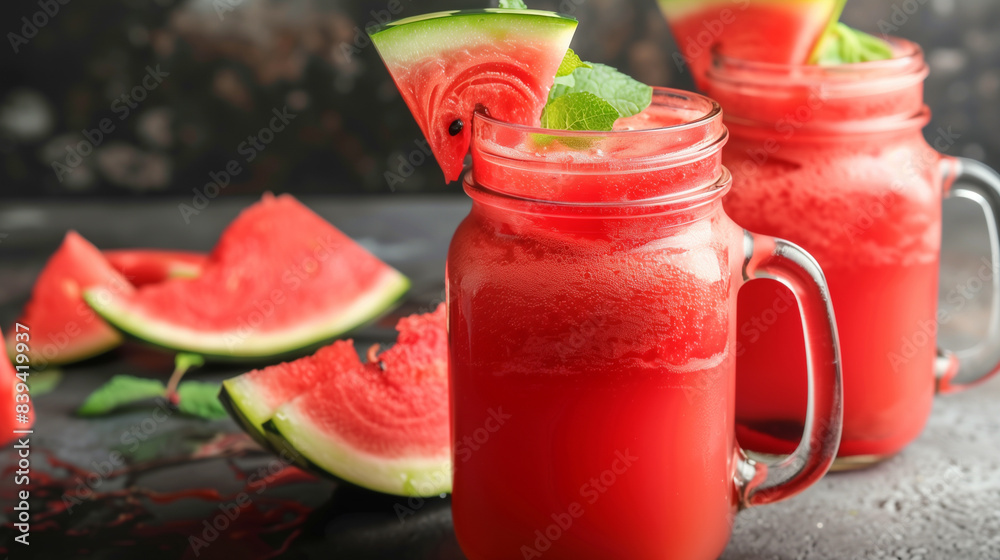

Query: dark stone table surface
[0,196,998,559]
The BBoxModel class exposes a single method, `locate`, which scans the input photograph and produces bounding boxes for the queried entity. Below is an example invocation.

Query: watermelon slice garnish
[262,304,449,497]
[85,194,410,360]
[659,0,845,87]
[8,232,128,366]
[371,9,577,182]
[1,327,33,445]
[104,250,207,286]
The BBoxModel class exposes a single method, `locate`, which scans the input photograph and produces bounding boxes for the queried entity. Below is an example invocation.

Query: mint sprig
[77,354,224,420]
[540,92,619,131]
[541,51,653,134]
[549,63,652,120]
[78,375,167,416]
[811,23,893,65]
[28,368,62,396]
[176,381,228,419]
[556,48,591,77]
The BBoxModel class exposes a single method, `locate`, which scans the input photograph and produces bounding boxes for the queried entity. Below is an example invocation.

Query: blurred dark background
[0,0,997,199]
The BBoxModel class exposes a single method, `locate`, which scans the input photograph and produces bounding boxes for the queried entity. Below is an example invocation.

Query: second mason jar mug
[704,39,1000,468]
[446,89,844,560]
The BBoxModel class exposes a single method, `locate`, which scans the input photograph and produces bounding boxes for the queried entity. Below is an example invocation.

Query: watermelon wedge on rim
[85,194,409,360]
[371,9,577,182]
[104,250,207,285]
[263,304,449,497]
[659,0,845,88]
[8,232,129,366]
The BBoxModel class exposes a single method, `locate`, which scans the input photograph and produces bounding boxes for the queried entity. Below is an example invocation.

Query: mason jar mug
[447,89,844,559]
[704,39,1000,468]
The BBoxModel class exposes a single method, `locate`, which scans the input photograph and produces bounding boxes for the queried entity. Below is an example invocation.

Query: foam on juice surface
[613,104,694,131]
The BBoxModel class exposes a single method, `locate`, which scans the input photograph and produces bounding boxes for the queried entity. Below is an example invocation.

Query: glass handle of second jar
[936,157,1000,393]
[734,231,844,508]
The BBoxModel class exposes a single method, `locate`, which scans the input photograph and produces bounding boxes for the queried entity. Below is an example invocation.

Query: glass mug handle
[936,157,1000,394]
[734,231,844,508]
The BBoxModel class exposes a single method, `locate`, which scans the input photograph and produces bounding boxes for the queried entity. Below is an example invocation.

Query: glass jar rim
[463,165,732,215]
[705,36,930,134]
[468,87,729,208]
[472,87,723,140]
[706,37,928,93]
[462,166,732,209]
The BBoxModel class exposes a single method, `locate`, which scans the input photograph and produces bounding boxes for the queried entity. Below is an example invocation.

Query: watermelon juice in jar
[704,39,1000,467]
[447,89,843,560]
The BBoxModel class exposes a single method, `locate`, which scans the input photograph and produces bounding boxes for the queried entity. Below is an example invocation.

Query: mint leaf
[556,49,591,77]
[855,29,894,59]
[176,381,228,420]
[548,63,653,120]
[498,0,527,9]
[76,355,221,419]
[28,368,62,396]
[78,375,166,416]
[540,92,619,132]
[811,23,893,65]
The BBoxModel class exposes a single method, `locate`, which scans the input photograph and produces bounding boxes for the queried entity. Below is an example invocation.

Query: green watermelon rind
[267,407,452,497]
[217,385,333,477]
[217,382,284,449]
[370,9,578,67]
[5,330,122,367]
[83,269,410,360]
[260,419,343,481]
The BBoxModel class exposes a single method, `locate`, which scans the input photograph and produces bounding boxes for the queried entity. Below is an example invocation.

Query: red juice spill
[2,436,318,558]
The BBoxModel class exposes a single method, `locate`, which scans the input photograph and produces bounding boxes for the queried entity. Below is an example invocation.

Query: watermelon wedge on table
[263,304,450,497]
[85,194,410,360]
[104,250,206,285]
[219,339,362,445]
[371,9,577,182]
[659,0,845,88]
[8,232,128,366]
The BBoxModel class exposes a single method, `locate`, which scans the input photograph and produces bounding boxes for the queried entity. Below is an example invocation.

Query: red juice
[449,206,739,559]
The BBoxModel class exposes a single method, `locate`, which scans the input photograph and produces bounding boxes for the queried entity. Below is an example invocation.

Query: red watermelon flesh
[317,303,448,458]
[85,194,410,359]
[371,10,578,183]
[104,250,207,286]
[269,304,450,496]
[1,327,33,445]
[9,232,128,366]
[221,339,362,438]
[659,0,843,89]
